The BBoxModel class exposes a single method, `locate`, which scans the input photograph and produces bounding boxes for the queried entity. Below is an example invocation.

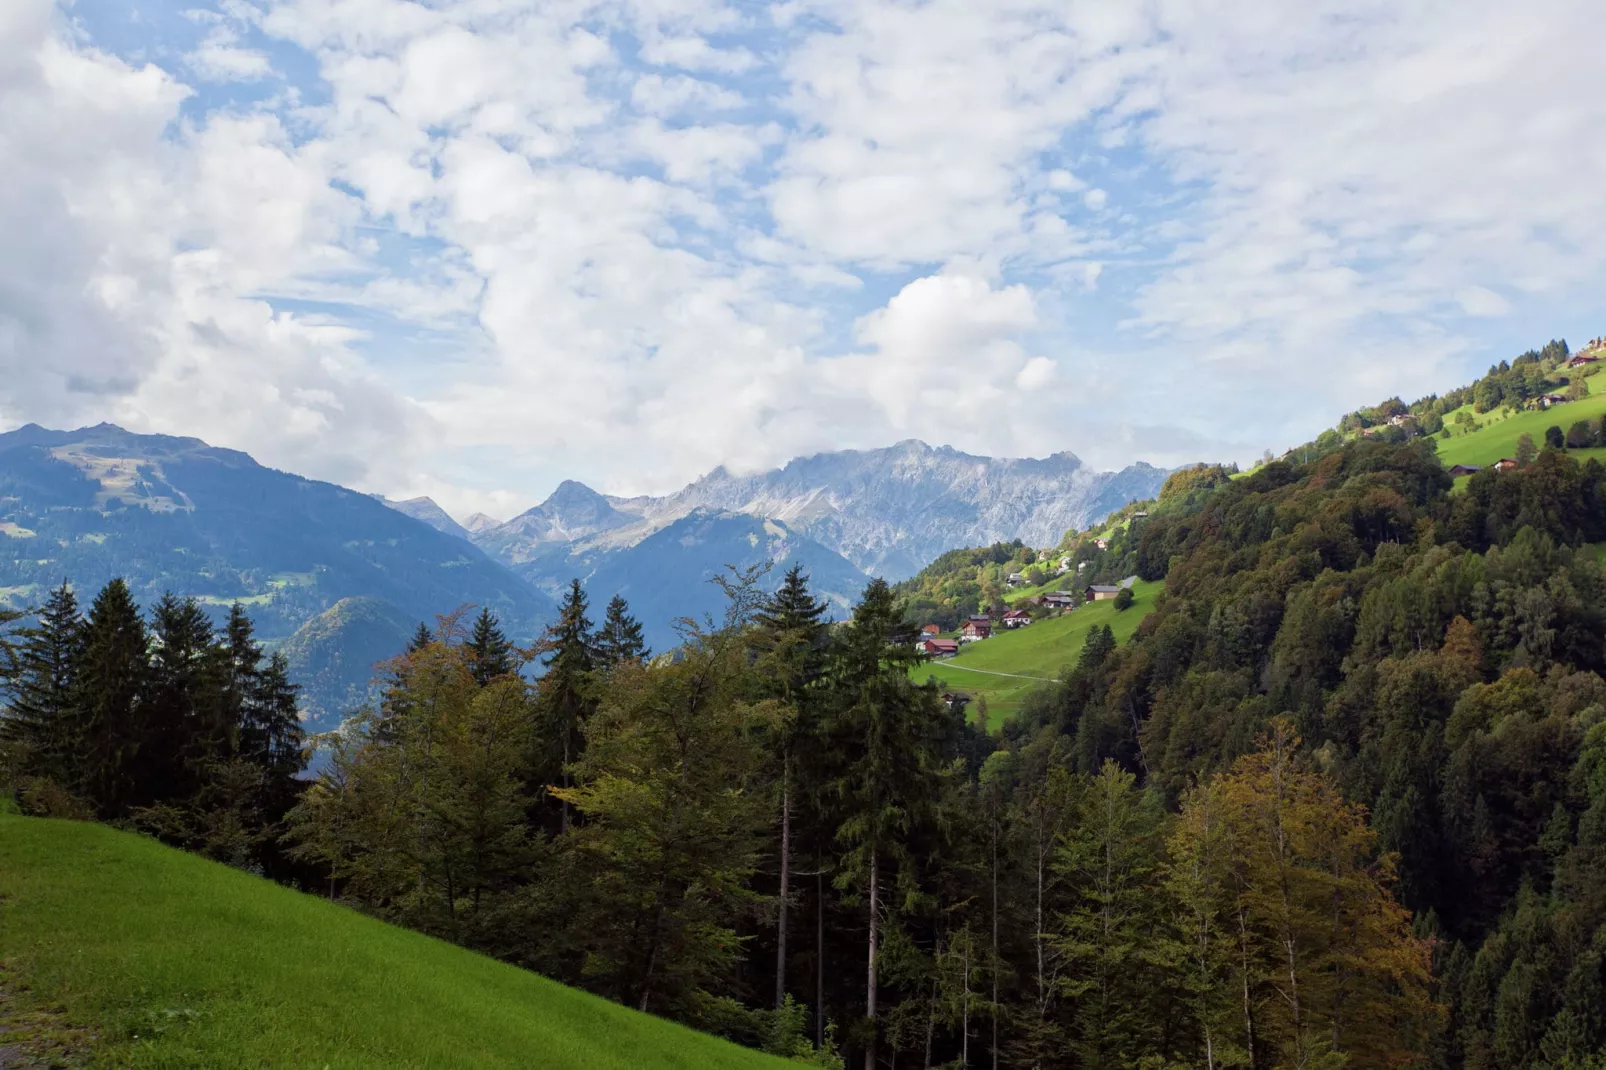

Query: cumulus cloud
[3,0,1605,516]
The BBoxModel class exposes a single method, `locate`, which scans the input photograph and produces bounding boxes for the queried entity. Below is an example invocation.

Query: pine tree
[407,622,434,653]
[751,565,830,1010]
[467,607,517,686]
[826,578,949,1070]
[1,582,84,786]
[541,579,596,834]
[145,592,225,805]
[74,579,149,817]
[594,595,649,669]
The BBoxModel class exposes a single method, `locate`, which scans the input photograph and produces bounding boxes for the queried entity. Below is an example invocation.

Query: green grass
[0,816,793,1069]
[913,580,1162,721]
[1435,369,1606,469]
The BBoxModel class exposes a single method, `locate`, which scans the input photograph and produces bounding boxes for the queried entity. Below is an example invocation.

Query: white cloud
[5,0,1606,517]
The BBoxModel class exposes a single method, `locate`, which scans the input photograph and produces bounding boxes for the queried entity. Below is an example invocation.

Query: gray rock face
[386,496,471,541]
[474,440,1170,582]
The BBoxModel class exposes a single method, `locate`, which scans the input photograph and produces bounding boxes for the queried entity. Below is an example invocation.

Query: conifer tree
[467,607,517,686]
[541,579,596,833]
[595,595,649,669]
[74,578,149,817]
[752,565,830,1010]
[1,582,84,786]
[407,622,434,653]
[145,592,224,804]
[827,578,949,1070]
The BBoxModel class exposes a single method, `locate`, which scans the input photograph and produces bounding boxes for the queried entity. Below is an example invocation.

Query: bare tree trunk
[865,846,879,1070]
[924,977,938,1069]
[962,935,971,1069]
[817,862,827,1049]
[991,821,1000,1070]
[776,757,792,1009]
[1237,903,1256,1070]
[1035,820,1048,1018]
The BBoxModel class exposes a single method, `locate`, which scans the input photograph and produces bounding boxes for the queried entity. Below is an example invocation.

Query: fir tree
[145,592,225,804]
[467,607,517,686]
[1,582,84,786]
[595,595,649,669]
[74,579,149,817]
[826,578,949,1070]
[407,622,434,653]
[541,579,596,833]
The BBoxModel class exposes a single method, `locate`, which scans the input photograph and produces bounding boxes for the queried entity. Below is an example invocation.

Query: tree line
[0,579,305,869]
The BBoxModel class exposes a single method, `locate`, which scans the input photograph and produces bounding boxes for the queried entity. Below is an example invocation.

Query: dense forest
[8,431,1606,1068]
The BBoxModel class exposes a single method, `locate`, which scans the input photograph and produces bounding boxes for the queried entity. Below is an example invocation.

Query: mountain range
[0,424,1168,727]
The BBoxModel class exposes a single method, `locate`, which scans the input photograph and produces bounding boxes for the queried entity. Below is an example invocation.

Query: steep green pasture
[0,816,792,1069]
[1436,368,1606,469]
[913,580,1161,721]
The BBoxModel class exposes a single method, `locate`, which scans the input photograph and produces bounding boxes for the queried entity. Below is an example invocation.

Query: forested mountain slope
[0,424,553,640]
[1033,437,1606,1063]
[0,815,794,1069]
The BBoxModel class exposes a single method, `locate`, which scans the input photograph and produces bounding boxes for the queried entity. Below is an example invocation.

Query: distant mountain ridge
[472,439,1170,582]
[0,423,554,644]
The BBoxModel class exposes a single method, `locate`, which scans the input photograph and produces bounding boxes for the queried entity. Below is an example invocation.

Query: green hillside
[912,580,1162,719]
[1435,366,1606,469]
[0,815,792,1069]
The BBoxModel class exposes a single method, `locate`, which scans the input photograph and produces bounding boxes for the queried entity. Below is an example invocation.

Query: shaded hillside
[276,597,417,729]
[578,510,868,652]
[0,424,553,640]
[0,816,794,1069]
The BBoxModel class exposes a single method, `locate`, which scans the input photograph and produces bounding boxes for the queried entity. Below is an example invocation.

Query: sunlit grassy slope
[912,580,1162,720]
[0,815,792,1069]
[1436,366,1606,469]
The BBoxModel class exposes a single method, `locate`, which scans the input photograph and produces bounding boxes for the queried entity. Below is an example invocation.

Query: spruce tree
[145,592,224,804]
[826,578,949,1070]
[595,595,649,669]
[467,607,517,686]
[1,582,84,786]
[407,622,434,653]
[541,579,596,833]
[74,579,149,817]
[751,565,830,1010]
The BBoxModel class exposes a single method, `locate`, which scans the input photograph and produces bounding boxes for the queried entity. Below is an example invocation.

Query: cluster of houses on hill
[916,577,1139,658]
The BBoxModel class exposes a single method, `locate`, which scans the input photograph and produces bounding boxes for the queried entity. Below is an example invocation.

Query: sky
[2,0,1604,521]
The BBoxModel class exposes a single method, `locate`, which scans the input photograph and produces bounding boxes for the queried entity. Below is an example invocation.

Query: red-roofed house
[924,639,960,658]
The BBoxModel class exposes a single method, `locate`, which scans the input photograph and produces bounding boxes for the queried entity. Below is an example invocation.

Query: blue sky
[3,0,1604,519]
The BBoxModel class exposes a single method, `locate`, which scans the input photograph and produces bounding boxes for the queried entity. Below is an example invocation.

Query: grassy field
[1435,367,1606,469]
[0,815,793,1069]
[913,580,1162,721]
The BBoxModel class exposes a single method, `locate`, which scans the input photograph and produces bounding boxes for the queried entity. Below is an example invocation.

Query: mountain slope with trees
[0,424,554,641]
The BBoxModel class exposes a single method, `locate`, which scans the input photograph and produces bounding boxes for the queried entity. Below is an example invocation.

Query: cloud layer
[3,0,1604,516]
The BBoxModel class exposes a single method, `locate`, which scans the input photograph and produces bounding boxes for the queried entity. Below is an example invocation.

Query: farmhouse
[1568,354,1600,368]
[923,639,960,658]
[1001,609,1032,629]
[1492,458,1519,473]
[961,619,992,642]
[1540,394,1570,408]
[921,623,941,637]
[1095,538,1110,550]
[1447,464,1483,477]
[1085,584,1122,601]
[1042,591,1078,608]
[1006,572,1025,587]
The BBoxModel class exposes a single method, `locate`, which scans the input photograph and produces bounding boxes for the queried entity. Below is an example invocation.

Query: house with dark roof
[1001,609,1032,629]
[961,619,992,642]
[1042,591,1078,607]
[1447,464,1482,477]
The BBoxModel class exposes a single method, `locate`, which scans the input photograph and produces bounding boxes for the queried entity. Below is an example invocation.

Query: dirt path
[930,662,1058,683]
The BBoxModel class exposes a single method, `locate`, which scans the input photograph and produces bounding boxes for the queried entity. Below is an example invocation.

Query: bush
[1113,587,1135,611]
